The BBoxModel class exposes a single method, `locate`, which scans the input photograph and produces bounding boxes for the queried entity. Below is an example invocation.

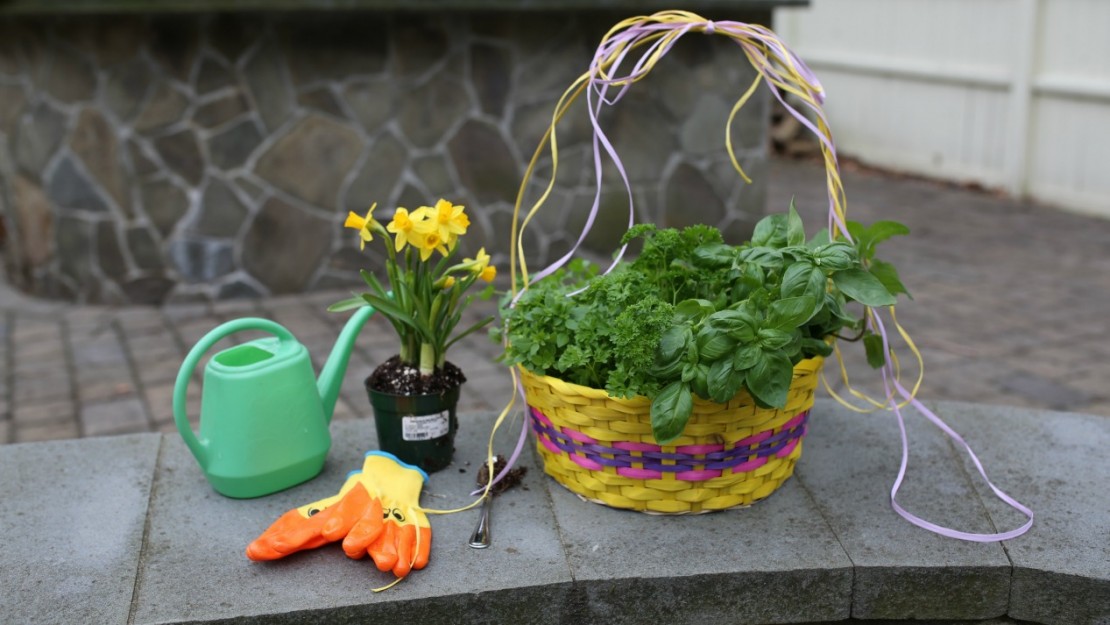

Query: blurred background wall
[774,0,1110,218]
[0,2,800,305]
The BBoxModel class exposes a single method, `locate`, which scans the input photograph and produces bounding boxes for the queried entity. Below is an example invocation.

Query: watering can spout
[317,305,376,422]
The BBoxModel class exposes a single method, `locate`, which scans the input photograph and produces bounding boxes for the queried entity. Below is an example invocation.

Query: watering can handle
[172,318,297,465]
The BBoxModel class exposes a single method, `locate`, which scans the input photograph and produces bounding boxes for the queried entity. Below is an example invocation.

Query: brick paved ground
[1,157,1107,444]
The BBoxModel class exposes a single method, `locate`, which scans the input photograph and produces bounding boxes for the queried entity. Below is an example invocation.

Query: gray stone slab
[542,444,853,623]
[795,399,1011,620]
[941,402,1110,625]
[132,411,572,625]
[0,434,161,625]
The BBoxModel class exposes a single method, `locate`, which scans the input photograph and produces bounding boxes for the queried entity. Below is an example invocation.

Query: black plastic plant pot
[365,381,460,473]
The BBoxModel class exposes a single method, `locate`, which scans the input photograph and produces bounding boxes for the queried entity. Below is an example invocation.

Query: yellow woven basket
[520,356,823,514]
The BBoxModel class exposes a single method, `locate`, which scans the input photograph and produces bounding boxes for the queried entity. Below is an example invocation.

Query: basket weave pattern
[520,357,823,514]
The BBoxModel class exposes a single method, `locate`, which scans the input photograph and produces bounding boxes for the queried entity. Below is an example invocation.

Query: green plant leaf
[697,328,737,361]
[850,220,910,260]
[326,296,368,312]
[733,344,762,370]
[747,350,794,408]
[869,258,912,299]
[651,381,694,444]
[864,333,887,369]
[801,337,835,358]
[691,363,710,400]
[707,358,745,403]
[786,199,806,246]
[708,309,758,342]
[758,327,796,351]
[693,243,735,267]
[812,242,857,271]
[832,268,897,307]
[674,299,715,323]
[751,214,782,247]
[658,325,690,363]
[768,295,818,330]
[807,227,830,249]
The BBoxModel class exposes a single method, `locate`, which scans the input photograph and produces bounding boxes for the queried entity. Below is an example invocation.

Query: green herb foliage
[502,202,908,444]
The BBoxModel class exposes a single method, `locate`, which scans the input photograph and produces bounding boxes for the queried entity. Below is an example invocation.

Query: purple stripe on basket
[570,453,604,471]
[676,443,724,454]
[529,407,809,482]
[612,441,658,452]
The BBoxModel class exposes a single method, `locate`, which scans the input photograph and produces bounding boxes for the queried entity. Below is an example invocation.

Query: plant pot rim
[363,375,464,399]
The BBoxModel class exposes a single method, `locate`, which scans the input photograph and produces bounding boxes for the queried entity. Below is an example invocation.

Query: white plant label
[402,411,450,441]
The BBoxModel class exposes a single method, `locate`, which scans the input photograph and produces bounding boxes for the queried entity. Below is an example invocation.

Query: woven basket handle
[508,10,848,300]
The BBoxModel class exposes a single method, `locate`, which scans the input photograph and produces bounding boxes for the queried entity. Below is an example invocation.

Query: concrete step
[1,400,1106,624]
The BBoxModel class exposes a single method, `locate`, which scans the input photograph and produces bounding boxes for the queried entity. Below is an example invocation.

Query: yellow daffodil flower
[479,265,497,283]
[386,207,421,253]
[441,276,456,289]
[463,247,491,273]
[429,199,469,244]
[344,203,378,250]
[413,228,449,261]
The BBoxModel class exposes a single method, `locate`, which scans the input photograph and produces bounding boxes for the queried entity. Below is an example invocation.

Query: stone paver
[0,155,1107,445]
[132,411,572,625]
[797,400,1011,620]
[0,434,161,625]
[943,402,1110,625]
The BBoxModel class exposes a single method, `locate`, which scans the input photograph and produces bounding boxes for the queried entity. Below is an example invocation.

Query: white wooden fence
[773,0,1110,218]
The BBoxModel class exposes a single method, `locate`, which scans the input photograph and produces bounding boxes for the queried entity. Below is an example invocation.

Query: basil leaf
[674,299,715,323]
[697,328,737,361]
[833,268,897,307]
[767,295,818,330]
[651,381,694,444]
[748,350,794,408]
[733,344,762,370]
[869,258,911,299]
[801,337,834,358]
[658,325,689,363]
[691,363,710,400]
[851,220,910,260]
[864,333,887,369]
[694,243,735,267]
[786,199,806,246]
[781,262,817,298]
[707,358,743,403]
[812,242,857,271]
[751,214,783,246]
[758,327,795,351]
[708,308,759,342]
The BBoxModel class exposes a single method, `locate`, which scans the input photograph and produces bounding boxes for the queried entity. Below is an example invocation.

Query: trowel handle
[173,318,297,465]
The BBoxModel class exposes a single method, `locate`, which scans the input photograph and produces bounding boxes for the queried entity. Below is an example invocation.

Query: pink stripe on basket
[530,407,553,426]
[562,428,598,444]
[618,466,662,480]
[676,469,723,481]
[540,436,562,456]
[736,429,772,447]
[613,441,659,452]
[776,438,800,458]
[781,411,807,430]
[733,456,768,473]
[675,443,724,455]
[570,453,604,471]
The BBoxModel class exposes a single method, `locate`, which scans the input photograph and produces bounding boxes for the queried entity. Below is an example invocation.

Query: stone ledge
[0,399,1106,624]
[0,0,806,15]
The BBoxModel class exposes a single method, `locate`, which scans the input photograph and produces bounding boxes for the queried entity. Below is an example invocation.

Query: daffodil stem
[419,342,436,377]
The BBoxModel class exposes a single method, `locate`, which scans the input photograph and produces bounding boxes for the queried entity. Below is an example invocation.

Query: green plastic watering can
[173,306,375,498]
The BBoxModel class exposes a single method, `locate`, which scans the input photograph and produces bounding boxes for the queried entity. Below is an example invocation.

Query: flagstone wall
[0,8,775,304]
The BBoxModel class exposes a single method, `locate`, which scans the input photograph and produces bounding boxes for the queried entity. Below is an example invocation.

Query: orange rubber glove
[246,451,432,579]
